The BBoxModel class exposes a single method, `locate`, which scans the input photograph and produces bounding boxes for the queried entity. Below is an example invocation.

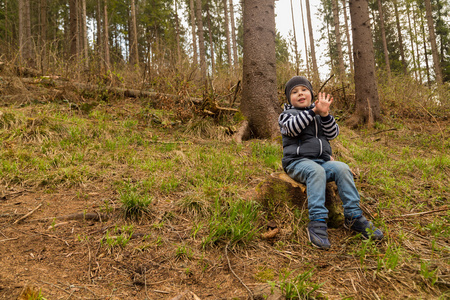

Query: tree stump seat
[256,172,344,228]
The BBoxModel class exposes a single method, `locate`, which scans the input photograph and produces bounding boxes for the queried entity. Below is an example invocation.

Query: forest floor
[0,75,449,300]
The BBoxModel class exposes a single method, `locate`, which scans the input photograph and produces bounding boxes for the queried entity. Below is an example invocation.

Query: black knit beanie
[284,76,314,104]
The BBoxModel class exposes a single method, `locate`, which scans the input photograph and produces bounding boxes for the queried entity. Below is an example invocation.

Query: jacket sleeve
[320,115,339,140]
[278,109,315,137]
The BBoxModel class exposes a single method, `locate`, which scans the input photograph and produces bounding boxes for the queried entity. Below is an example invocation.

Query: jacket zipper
[315,117,323,156]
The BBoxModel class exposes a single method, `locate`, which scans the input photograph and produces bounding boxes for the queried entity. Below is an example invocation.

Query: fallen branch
[13,203,42,224]
[225,242,254,300]
[387,206,448,221]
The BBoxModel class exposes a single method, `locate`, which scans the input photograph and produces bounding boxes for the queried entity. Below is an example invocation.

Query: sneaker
[307,221,331,250]
[344,215,384,240]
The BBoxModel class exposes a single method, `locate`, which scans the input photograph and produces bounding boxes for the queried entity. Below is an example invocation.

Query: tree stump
[256,172,344,228]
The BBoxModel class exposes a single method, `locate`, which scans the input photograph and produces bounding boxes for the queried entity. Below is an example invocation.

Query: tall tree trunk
[81,0,88,67]
[241,0,280,139]
[129,0,139,66]
[412,4,422,83]
[18,0,25,63]
[393,0,406,74]
[103,0,110,71]
[348,0,381,128]
[69,0,78,60]
[229,0,238,66]
[206,3,215,72]
[96,0,103,69]
[290,0,299,75]
[189,0,198,66]
[424,0,443,85]
[420,10,431,86]
[406,3,417,80]
[174,0,181,64]
[40,0,47,72]
[305,0,319,85]
[223,0,232,67]
[341,0,354,77]
[299,0,310,78]
[331,0,345,79]
[25,0,33,66]
[377,0,391,79]
[195,0,207,82]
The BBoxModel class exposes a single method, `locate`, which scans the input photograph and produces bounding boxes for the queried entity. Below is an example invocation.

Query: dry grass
[0,69,449,299]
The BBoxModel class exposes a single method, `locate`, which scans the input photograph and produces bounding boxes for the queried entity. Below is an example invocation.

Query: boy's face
[290,85,312,108]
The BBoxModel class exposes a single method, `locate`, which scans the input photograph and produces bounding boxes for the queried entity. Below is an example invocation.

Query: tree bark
[103,0,110,71]
[189,0,198,66]
[290,0,299,75]
[341,0,354,77]
[241,0,280,140]
[81,0,88,68]
[195,0,207,82]
[332,0,345,79]
[393,0,407,75]
[420,11,431,86]
[305,0,319,85]
[129,0,139,66]
[69,0,78,60]
[18,0,25,63]
[174,0,181,64]
[299,0,310,78]
[377,0,391,79]
[424,0,444,85]
[412,4,422,83]
[206,3,216,72]
[348,0,381,128]
[223,0,232,67]
[229,0,238,66]
[406,3,417,80]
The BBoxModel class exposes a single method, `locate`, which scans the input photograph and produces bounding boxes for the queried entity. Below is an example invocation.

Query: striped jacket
[278,103,339,170]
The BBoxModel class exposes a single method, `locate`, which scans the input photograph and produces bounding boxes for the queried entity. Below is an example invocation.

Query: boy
[278,76,383,250]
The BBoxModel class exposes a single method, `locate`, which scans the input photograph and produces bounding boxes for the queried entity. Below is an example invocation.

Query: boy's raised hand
[314,92,333,117]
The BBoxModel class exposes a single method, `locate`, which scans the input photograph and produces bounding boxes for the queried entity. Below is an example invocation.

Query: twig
[13,203,42,224]
[318,74,335,93]
[144,266,151,299]
[225,242,254,300]
[0,237,19,242]
[387,206,448,221]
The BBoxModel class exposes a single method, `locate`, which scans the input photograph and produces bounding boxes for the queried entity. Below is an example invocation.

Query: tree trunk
[393,0,407,74]
[18,0,25,63]
[305,0,319,85]
[347,0,381,128]
[96,0,102,60]
[206,3,215,72]
[290,0,299,75]
[412,4,422,83]
[24,0,33,66]
[424,0,444,85]
[377,0,391,79]
[229,0,238,66]
[341,0,354,77]
[129,0,139,66]
[299,0,310,78]
[69,0,78,60]
[331,0,345,79]
[174,0,181,64]
[223,0,232,67]
[241,0,280,139]
[39,0,47,72]
[189,0,198,66]
[81,0,88,68]
[406,3,417,80]
[103,0,110,71]
[195,0,207,82]
[420,11,431,86]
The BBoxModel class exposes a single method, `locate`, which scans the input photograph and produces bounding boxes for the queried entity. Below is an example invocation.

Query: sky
[274,0,331,78]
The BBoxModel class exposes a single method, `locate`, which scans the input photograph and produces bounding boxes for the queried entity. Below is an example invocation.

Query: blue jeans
[285,158,362,221]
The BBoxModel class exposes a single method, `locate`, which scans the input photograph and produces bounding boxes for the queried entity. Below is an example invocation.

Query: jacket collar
[283,103,315,111]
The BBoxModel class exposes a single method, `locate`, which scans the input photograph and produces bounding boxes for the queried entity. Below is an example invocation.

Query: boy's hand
[313,92,333,117]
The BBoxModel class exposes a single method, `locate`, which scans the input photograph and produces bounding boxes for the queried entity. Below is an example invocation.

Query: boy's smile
[290,85,312,108]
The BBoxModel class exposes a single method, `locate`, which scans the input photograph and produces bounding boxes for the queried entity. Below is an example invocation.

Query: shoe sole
[306,228,330,250]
